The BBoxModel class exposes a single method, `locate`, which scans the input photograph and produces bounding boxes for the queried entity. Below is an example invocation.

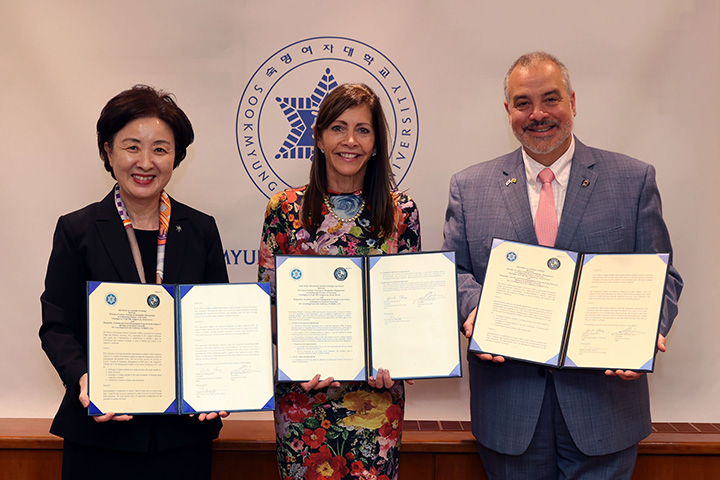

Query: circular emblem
[334,267,348,281]
[237,36,419,199]
[547,258,561,270]
[291,268,303,280]
[506,252,517,262]
[147,294,160,308]
[105,293,117,306]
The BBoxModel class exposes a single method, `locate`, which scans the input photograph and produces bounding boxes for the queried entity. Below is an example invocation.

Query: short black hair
[97,85,194,178]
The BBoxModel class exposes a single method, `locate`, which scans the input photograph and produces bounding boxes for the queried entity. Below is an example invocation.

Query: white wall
[1,0,717,422]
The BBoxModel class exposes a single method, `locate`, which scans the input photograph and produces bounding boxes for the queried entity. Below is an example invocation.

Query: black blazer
[40,190,229,452]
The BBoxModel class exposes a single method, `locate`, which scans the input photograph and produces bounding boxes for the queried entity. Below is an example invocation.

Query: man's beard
[517,119,573,156]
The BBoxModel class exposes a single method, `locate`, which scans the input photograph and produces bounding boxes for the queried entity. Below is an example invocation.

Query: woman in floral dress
[258,83,421,480]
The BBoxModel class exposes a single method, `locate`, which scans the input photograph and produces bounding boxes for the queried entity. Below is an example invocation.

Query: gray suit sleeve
[635,164,683,335]
[442,174,482,324]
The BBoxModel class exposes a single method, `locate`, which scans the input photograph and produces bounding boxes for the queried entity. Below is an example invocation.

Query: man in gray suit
[442,51,683,479]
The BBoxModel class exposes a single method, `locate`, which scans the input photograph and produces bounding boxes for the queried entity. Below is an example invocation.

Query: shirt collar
[522,136,575,188]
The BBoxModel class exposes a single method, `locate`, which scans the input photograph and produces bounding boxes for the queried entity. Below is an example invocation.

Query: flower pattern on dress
[273,383,405,480]
[259,186,420,297]
[303,445,351,480]
[341,391,393,430]
[259,186,420,480]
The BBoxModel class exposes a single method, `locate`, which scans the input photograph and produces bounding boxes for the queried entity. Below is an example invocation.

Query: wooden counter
[1,419,718,479]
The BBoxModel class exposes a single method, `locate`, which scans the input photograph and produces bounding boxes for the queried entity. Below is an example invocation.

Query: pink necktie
[535,168,558,247]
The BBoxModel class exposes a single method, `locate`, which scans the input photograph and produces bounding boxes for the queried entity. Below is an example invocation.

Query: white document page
[179,283,274,412]
[88,282,176,415]
[471,240,577,366]
[564,254,668,370]
[368,252,460,379]
[276,256,366,382]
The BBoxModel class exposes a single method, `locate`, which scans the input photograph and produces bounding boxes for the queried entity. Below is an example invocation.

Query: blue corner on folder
[182,400,196,414]
[562,356,576,367]
[88,401,103,416]
[354,367,366,381]
[640,358,654,371]
[469,338,482,352]
[163,284,175,298]
[583,254,596,266]
[277,369,292,382]
[546,354,560,366]
[448,363,461,377]
[87,281,101,296]
[262,397,275,410]
[164,400,178,414]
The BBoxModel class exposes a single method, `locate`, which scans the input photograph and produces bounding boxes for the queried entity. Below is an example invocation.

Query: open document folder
[87,282,274,415]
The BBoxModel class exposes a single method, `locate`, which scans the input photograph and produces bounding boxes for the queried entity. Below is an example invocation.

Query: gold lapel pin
[505,178,517,186]
[581,179,590,187]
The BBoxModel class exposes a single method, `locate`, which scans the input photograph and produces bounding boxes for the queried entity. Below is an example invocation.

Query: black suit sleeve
[40,215,89,394]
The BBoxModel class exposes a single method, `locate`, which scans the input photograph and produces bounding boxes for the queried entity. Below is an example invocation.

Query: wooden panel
[632,455,720,480]
[398,452,434,480]
[0,450,62,480]
[213,419,276,451]
[435,453,487,480]
[212,451,280,480]
[3,418,720,480]
[692,423,720,433]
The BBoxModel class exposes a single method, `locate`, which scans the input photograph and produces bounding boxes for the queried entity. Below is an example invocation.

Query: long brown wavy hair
[301,83,396,237]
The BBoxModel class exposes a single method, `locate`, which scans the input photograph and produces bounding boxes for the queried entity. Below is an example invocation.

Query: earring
[320,149,325,154]
[372,151,377,156]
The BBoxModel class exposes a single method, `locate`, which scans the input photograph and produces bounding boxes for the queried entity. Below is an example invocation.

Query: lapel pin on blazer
[581,178,590,187]
[505,178,518,187]
[176,225,182,233]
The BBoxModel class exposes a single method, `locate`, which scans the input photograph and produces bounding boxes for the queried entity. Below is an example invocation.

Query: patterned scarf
[113,183,171,284]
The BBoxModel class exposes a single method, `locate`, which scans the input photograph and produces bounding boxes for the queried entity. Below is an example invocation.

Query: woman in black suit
[40,85,228,480]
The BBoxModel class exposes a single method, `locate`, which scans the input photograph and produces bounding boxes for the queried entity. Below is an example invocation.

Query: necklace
[323,194,365,225]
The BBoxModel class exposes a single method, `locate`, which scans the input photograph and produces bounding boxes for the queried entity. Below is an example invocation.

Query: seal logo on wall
[237,36,419,199]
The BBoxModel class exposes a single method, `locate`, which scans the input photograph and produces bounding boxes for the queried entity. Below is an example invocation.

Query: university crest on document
[236,36,419,199]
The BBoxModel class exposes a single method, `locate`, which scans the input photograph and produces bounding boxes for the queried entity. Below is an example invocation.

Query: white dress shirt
[523,136,575,226]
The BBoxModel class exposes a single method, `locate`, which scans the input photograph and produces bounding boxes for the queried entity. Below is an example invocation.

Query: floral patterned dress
[258,186,421,480]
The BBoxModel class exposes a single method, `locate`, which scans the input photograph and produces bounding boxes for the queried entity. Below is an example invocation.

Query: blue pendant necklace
[323,194,365,225]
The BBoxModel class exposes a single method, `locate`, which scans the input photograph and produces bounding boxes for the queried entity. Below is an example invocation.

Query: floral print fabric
[258,186,421,294]
[258,186,421,480]
[274,382,404,480]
